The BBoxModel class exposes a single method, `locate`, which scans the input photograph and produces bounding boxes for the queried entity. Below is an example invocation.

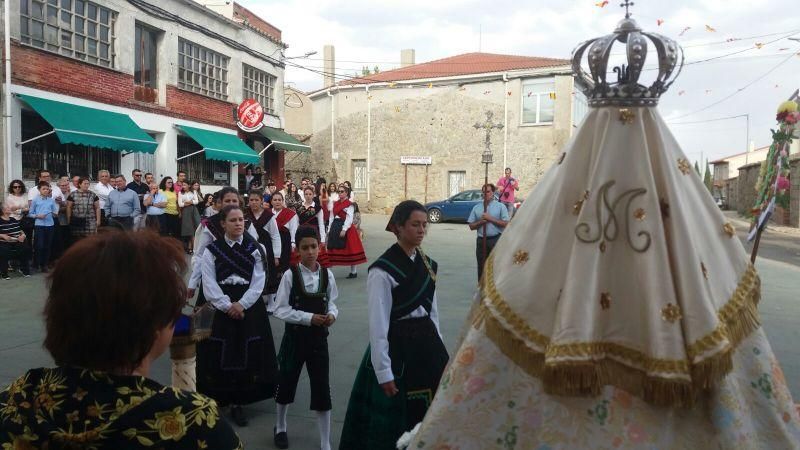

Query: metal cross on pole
[473,110,504,285]
[620,0,634,18]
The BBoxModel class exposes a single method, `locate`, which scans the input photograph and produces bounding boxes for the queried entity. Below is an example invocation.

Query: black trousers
[475,234,500,281]
[275,325,331,411]
[0,242,31,275]
[108,216,133,230]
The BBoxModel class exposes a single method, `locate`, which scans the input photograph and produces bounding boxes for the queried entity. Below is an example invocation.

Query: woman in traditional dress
[179,181,201,254]
[291,186,330,268]
[326,184,367,278]
[198,204,277,427]
[65,178,100,240]
[244,189,282,311]
[0,231,243,449]
[268,192,298,280]
[339,200,448,450]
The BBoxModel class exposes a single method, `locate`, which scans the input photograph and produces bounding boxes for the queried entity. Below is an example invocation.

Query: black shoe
[273,427,289,449]
[231,405,248,427]
[346,273,357,279]
[0,273,9,280]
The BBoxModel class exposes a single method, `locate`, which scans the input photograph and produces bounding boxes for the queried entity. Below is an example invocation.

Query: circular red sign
[236,99,264,132]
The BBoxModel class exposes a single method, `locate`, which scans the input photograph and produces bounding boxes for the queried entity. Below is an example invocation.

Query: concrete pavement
[0,213,798,449]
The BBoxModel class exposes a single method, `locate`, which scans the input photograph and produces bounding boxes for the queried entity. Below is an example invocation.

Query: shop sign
[400,156,432,165]
[236,99,264,132]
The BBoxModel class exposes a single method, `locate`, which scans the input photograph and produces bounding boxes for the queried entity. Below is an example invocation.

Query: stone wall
[725,177,739,211]
[736,156,800,227]
[304,73,575,212]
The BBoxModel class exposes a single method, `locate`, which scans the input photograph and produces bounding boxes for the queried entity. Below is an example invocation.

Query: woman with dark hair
[291,186,330,268]
[265,192,297,310]
[339,200,448,450]
[180,181,201,254]
[0,231,243,448]
[4,179,31,251]
[326,184,367,278]
[285,183,302,211]
[327,182,339,210]
[244,189,282,308]
[187,187,259,302]
[65,178,100,239]
[197,205,278,428]
[202,193,215,217]
[159,177,180,239]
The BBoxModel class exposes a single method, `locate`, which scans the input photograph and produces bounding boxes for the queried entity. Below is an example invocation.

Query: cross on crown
[620,0,634,18]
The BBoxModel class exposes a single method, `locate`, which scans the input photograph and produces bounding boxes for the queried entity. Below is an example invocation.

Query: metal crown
[571,16,684,107]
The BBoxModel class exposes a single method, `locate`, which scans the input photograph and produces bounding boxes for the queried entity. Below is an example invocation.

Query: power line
[668,47,800,120]
[668,114,748,125]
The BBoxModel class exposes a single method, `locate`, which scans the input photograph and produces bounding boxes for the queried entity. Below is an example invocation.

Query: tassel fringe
[479,260,762,409]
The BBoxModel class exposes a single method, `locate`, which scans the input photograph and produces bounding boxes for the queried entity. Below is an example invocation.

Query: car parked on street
[425,189,523,223]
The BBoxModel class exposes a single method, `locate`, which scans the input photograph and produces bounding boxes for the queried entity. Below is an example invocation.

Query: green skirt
[339,317,449,450]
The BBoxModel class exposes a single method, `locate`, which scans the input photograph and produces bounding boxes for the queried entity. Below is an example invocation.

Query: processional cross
[473,110,504,284]
[473,110,504,171]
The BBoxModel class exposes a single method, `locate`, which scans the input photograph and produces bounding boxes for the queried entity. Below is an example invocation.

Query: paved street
[0,212,798,449]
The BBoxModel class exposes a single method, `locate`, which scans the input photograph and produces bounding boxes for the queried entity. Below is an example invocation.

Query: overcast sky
[240,0,800,164]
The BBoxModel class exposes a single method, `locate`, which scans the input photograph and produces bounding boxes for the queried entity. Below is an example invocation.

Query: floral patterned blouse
[0,367,242,449]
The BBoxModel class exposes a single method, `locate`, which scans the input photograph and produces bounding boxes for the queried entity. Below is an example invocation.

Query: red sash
[275,208,297,229]
[332,199,352,220]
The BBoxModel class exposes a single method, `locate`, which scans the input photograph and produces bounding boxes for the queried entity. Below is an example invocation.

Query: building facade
[1,0,293,195]
[289,51,583,213]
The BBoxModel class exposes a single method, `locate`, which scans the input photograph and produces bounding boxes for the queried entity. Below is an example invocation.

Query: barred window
[242,64,276,114]
[178,39,229,100]
[20,0,116,68]
[177,136,230,186]
[352,159,366,191]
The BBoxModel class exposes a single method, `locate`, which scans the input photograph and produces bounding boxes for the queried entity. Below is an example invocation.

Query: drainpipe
[3,0,12,188]
[327,88,335,173]
[366,84,371,203]
[502,72,509,172]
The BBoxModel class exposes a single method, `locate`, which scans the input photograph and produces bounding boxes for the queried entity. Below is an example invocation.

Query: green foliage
[703,160,712,192]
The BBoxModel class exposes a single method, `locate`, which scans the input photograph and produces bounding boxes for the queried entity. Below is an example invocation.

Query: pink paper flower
[626,423,647,444]
[785,112,800,124]
[777,176,791,191]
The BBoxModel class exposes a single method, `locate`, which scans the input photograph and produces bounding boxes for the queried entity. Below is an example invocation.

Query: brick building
[287,49,585,212]
[1,0,300,194]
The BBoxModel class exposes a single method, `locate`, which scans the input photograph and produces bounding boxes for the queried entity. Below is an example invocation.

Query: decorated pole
[748,100,798,262]
[473,111,503,284]
[169,304,214,391]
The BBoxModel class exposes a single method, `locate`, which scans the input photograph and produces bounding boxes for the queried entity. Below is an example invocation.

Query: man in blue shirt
[468,183,509,281]
[105,174,141,230]
[28,182,59,272]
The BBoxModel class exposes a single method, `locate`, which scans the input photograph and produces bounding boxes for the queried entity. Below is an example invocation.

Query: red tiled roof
[341,52,569,85]
[232,3,282,43]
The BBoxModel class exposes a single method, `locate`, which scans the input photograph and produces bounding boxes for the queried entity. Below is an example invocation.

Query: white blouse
[201,235,266,312]
[367,250,441,385]
[273,263,339,326]
[189,218,259,290]
[327,203,354,234]
[179,191,199,209]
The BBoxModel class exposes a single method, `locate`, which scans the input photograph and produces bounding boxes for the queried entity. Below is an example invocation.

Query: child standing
[273,225,338,450]
[28,182,59,272]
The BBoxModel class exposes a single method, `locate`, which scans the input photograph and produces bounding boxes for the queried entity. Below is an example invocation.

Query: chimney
[400,49,415,68]
[323,45,335,88]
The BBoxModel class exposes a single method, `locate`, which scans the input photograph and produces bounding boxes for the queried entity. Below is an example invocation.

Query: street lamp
[285,51,317,60]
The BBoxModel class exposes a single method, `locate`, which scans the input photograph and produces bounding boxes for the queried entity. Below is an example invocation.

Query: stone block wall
[736,156,799,227]
[725,177,739,211]
[736,162,761,217]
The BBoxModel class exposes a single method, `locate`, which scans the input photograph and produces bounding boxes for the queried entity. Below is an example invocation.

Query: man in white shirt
[93,170,114,226]
[27,170,66,204]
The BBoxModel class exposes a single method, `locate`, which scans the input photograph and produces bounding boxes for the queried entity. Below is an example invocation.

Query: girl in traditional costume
[406,10,800,449]
[245,189,282,310]
[326,184,367,278]
[291,186,330,267]
[267,192,298,303]
[273,226,339,450]
[339,200,449,450]
[197,204,277,428]
[187,187,258,302]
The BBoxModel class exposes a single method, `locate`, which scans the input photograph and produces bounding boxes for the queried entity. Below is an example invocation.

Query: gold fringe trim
[479,256,762,408]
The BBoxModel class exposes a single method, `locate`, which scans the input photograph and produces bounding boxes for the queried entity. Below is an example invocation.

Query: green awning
[17,94,157,154]
[177,125,260,164]
[258,126,311,153]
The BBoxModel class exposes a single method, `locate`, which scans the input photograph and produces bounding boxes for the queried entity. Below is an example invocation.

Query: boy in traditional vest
[273,225,339,450]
